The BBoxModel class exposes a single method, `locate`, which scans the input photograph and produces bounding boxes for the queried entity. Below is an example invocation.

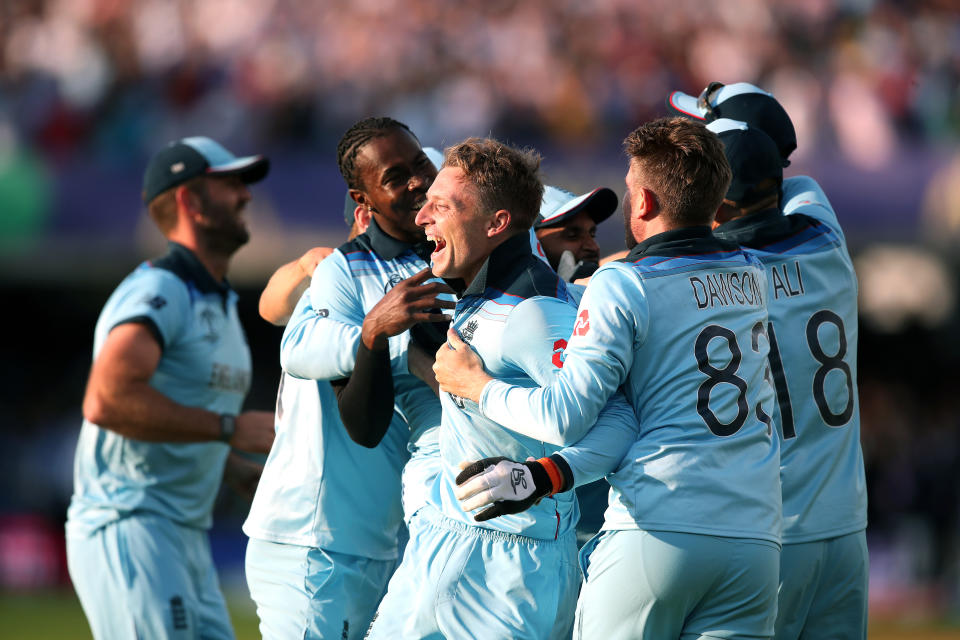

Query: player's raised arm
[258,246,333,326]
[435,265,642,446]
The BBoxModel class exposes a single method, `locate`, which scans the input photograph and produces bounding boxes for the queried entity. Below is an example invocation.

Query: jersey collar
[462,231,533,297]
[623,225,740,260]
[365,217,434,262]
[157,241,233,299]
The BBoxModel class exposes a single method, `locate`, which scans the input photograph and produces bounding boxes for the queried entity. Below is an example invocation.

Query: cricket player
[257,147,444,328]
[435,119,782,639]
[669,82,868,639]
[366,137,635,639]
[535,185,618,281]
[243,118,453,639]
[66,136,276,640]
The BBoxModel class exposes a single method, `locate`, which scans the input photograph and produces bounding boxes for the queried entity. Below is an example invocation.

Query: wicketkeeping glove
[556,250,599,282]
[454,455,571,522]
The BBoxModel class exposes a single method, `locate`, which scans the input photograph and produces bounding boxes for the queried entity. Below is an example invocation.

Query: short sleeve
[104,268,191,351]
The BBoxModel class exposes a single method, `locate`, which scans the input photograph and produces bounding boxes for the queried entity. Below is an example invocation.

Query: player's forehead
[427,166,472,209]
[356,129,424,178]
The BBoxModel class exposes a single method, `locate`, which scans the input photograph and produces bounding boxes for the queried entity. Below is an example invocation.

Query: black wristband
[218,414,236,443]
[523,459,554,500]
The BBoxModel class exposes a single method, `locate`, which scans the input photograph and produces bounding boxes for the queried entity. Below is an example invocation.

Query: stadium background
[1,0,958,637]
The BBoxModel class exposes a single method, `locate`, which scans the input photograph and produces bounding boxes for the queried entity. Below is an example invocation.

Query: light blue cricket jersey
[244,220,442,559]
[430,233,636,540]
[481,227,783,544]
[713,176,867,544]
[67,242,250,536]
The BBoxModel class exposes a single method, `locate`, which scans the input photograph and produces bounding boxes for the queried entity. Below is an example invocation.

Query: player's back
[715,176,867,543]
[596,229,781,544]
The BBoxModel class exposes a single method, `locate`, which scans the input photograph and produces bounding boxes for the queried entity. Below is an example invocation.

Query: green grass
[0,589,260,640]
[2,590,958,639]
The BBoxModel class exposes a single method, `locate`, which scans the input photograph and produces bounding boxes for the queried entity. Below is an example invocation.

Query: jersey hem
[781,521,867,545]
[600,521,781,546]
[241,525,399,561]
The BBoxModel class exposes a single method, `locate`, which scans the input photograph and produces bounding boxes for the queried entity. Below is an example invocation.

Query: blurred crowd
[1,0,958,168]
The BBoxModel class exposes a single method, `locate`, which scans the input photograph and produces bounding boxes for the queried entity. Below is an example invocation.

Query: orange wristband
[537,457,564,496]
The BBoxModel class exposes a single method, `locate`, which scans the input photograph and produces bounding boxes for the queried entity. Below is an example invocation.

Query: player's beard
[196,194,250,256]
[622,208,638,250]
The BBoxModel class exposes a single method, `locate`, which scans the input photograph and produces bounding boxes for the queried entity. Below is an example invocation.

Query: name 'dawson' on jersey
[689,270,764,310]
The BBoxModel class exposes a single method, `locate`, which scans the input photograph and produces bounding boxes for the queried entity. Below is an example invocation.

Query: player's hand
[222,452,264,501]
[433,329,491,402]
[298,246,334,277]
[455,456,557,522]
[231,410,275,454]
[361,268,456,350]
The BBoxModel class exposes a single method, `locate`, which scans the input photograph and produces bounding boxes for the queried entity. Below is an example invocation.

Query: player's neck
[166,230,232,283]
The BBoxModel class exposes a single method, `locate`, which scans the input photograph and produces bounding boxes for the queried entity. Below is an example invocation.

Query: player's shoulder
[782,175,843,232]
[118,260,191,303]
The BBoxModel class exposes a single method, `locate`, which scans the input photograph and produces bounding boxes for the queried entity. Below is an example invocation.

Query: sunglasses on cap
[697,82,726,118]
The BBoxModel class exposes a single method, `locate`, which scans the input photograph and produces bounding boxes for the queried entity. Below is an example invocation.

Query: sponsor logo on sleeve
[572,309,590,337]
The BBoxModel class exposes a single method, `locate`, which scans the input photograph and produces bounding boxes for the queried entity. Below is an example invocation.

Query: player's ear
[349,188,375,214]
[175,183,203,218]
[636,187,659,220]
[487,209,511,237]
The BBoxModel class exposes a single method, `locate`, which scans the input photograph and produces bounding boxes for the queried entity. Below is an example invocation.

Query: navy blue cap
[142,136,269,204]
[707,118,783,205]
[667,82,796,166]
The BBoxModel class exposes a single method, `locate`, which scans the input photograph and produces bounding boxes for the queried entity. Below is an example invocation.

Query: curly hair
[623,117,731,226]
[336,117,416,191]
[442,137,543,230]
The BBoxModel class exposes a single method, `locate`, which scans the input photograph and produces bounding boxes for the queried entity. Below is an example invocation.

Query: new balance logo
[511,468,527,494]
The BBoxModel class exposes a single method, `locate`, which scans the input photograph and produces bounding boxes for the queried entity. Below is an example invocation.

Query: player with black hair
[242,117,453,639]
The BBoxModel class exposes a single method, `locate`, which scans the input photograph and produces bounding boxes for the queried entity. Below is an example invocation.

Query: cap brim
[666,91,706,120]
[207,155,270,184]
[536,187,618,228]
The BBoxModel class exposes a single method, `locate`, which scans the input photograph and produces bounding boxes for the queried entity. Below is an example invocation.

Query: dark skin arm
[335,268,454,447]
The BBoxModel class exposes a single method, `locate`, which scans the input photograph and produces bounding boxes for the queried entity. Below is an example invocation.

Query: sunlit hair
[336,117,416,191]
[623,117,731,226]
[147,177,206,234]
[443,137,543,230]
